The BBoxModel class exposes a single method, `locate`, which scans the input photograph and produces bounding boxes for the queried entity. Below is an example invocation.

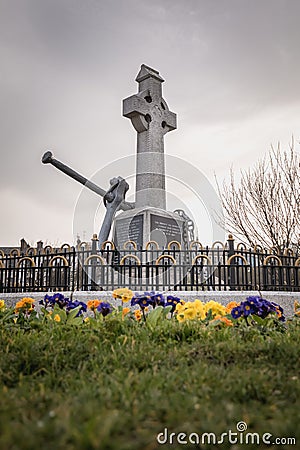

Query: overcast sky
[1,0,300,246]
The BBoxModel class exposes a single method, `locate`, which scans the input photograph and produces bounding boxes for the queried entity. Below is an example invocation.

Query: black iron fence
[1,237,300,293]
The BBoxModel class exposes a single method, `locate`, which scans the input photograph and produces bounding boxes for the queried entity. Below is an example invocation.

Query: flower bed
[1,289,298,331]
[1,294,299,450]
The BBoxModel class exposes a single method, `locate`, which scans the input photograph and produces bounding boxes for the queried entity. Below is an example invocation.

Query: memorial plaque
[114,214,143,248]
[150,214,182,244]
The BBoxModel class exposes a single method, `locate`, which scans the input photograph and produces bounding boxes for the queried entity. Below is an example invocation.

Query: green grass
[0,318,299,450]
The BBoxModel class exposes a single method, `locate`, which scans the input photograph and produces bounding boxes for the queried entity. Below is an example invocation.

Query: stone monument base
[112,207,184,250]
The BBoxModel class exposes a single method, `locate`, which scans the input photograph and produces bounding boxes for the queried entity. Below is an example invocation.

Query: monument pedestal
[113,207,184,250]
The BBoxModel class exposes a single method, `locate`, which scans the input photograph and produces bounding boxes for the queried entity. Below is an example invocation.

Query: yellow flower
[176,313,186,323]
[87,300,102,311]
[183,307,197,320]
[193,300,206,320]
[0,300,6,310]
[175,302,185,314]
[113,288,133,303]
[193,299,204,308]
[204,300,226,317]
[122,307,130,320]
[54,314,61,322]
[294,301,300,316]
[134,310,142,321]
[184,301,195,309]
[84,317,90,323]
[176,300,204,321]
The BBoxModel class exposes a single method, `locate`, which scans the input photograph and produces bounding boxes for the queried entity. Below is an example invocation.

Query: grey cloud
[0,0,299,244]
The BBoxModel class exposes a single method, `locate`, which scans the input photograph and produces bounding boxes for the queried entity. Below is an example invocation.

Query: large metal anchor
[42,151,134,248]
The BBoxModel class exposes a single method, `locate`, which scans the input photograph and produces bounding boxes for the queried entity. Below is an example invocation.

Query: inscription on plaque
[114,215,144,248]
[150,214,182,245]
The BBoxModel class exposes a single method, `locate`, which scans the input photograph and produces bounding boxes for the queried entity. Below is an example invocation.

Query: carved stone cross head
[123,64,176,138]
[123,65,177,209]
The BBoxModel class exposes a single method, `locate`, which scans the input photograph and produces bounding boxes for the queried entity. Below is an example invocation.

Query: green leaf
[53,305,67,323]
[205,309,213,322]
[252,315,266,326]
[146,306,164,328]
[162,305,173,318]
[67,316,83,326]
[66,306,82,325]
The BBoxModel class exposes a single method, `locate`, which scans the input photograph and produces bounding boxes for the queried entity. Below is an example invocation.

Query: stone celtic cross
[123,64,177,210]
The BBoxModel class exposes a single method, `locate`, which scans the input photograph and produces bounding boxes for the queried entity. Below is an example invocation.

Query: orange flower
[134,310,142,321]
[22,297,35,304]
[122,307,130,320]
[15,297,35,313]
[15,301,24,311]
[213,314,233,326]
[294,301,300,316]
[225,301,240,313]
[87,300,102,311]
[220,317,233,326]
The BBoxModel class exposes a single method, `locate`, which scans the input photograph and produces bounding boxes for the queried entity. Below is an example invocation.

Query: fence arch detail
[192,254,212,265]
[190,241,203,250]
[212,241,225,249]
[44,245,54,253]
[49,256,69,267]
[25,247,37,256]
[167,241,181,250]
[60,243,71,251]
[145,240,159,250]
[155,255,176,265]
[226,254,249,265]
[84,255,106,265]
[101,240,115,250]
[120,254,141,265]
[123,240,137,250]
[263,255,282,266]
[16,257,36,268]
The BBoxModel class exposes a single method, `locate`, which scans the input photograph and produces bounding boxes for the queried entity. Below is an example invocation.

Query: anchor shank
[42,151,134,211]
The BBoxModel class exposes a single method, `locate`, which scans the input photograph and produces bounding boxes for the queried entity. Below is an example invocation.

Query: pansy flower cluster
[130,291,181,311]
[231,296,285,322]
[15,297,35,315]
[111,289,182,322]
[175,299,234,325]
[39,293,87,316]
